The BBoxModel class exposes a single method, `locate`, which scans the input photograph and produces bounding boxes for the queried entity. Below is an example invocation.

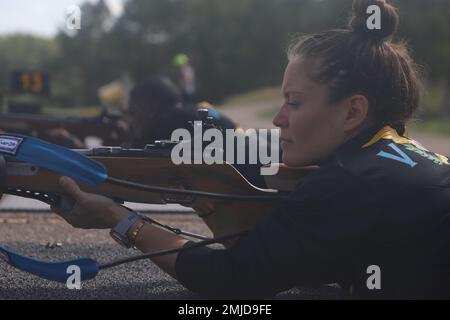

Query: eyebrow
[283,91,304,98]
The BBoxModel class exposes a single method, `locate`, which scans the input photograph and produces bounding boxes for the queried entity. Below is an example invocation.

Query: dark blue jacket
[176,126,450,299]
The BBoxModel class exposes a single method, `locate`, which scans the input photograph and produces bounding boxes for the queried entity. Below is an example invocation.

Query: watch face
[109,210,140,248]
[110,230,130,248]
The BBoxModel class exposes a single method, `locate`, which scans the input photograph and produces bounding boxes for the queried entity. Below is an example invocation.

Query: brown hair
[288,0,422,131]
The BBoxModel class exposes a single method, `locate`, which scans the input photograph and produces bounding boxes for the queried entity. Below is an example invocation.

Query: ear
[342,94,369,132]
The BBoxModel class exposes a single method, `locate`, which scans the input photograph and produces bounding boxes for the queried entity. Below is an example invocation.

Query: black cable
[106,177,288,202]
[141,215,211,240]
[98,230,248,270]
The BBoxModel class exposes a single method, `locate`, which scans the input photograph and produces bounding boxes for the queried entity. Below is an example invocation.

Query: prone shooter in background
[121,75,275,189]
[121,75,236,148]
[0,75,234,150]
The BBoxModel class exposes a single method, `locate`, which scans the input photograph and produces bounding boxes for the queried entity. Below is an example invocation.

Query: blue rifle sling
[0,246,99,283]
[0,134,107,186]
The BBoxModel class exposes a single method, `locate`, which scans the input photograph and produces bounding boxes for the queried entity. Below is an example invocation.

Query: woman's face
[273,58,351,167]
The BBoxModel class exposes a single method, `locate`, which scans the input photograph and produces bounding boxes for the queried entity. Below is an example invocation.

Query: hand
[190,199,216,217]
[51,176,128,229]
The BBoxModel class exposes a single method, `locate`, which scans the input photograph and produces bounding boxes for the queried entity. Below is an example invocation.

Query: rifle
[0,108,124,146]
[0,133,317,283]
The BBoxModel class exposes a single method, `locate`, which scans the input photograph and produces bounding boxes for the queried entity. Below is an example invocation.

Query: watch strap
[110,208,141,248]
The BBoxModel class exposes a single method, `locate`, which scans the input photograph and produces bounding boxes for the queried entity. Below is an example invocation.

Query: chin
[282,155,302,167]
[282,154,315,167]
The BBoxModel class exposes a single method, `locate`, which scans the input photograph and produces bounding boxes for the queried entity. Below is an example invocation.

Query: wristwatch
[110,207,143,248]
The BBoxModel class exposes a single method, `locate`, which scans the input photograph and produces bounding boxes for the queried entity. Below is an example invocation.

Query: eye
[287,101,301,108]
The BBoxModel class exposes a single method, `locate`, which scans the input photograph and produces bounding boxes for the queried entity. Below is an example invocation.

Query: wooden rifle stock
[0,147,318,239]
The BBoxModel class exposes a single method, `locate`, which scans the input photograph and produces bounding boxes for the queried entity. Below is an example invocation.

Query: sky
[0,0,124,37]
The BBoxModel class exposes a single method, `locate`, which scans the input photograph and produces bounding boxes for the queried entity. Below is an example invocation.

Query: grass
[43,105,102,117]
[409,119,450,135]
[410,80,450,135]
[31,82,450,137]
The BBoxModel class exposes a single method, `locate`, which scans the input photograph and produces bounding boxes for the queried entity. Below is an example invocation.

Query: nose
[272,104,288,128]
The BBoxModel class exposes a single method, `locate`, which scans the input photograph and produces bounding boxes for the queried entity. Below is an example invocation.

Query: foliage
[0,0,449,114]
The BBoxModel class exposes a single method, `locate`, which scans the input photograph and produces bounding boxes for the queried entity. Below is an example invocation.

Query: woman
[53,0,450,299]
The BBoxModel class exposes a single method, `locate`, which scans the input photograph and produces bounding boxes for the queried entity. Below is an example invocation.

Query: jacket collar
[319,125,400,166]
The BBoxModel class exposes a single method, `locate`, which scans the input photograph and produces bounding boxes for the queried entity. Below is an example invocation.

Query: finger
[55,194,76,213]
[50,205,74,224]
[59,176,84,201]
[50,205,62,216]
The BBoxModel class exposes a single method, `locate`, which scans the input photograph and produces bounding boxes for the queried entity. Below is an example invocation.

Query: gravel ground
[0,212,348,300]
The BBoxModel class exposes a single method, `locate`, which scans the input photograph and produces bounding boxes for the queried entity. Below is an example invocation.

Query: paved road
[0,211,347,300]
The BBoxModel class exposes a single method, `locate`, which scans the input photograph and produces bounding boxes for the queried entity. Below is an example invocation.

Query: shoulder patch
[363,126,449,166]
[377,143,418,168]
[403,143,449,166]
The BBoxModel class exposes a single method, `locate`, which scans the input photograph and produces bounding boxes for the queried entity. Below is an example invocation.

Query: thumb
[59,176,84,201]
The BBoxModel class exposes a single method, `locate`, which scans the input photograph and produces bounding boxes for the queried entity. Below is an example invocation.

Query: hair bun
[349,0,399,42]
